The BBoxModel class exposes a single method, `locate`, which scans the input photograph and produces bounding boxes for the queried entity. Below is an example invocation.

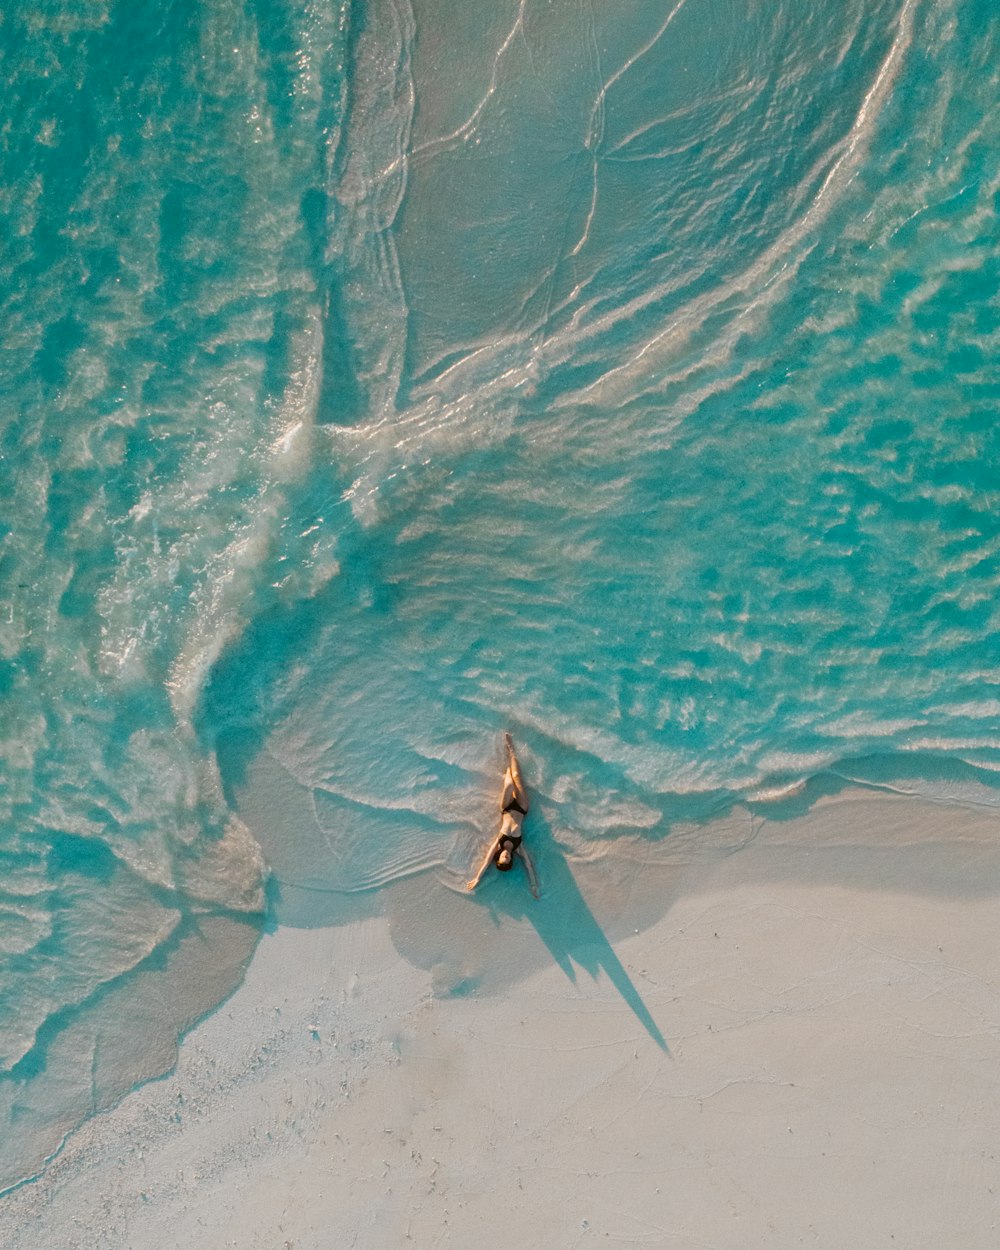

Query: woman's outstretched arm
[467,837,500,891]
[518,845,540,899]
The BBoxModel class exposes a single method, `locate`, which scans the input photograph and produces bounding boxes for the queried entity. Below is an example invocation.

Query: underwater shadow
[488,805,669,1053]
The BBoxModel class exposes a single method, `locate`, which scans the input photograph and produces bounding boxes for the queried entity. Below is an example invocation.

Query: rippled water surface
[2,0,999,1190]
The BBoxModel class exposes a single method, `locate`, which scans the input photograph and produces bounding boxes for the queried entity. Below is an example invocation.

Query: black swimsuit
[494,833,522,870]
[495,793,527,870]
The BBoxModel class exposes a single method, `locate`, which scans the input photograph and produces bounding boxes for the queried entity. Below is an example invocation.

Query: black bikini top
[494,832,522,869]
[495,794,526,870]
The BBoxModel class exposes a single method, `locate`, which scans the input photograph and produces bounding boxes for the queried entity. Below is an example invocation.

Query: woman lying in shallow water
[467,733,540,898]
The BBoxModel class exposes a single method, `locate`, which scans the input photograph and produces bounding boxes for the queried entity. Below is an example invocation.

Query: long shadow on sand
[487,805,669,1053]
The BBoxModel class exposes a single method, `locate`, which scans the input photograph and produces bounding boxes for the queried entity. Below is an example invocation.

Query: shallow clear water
[2,0,1000,1190]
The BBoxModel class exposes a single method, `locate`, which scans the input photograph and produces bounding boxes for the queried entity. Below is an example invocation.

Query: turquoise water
[3,0,1000,1190]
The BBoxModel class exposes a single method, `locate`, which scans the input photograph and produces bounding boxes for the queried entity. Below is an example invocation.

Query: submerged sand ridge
[1,789,1000,1248]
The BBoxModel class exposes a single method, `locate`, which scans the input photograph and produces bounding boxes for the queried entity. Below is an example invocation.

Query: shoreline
[3,786,1000,1248]
[0,909,261,1200]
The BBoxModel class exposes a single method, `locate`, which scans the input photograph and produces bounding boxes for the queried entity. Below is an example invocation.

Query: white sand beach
[2,788,1000,1249]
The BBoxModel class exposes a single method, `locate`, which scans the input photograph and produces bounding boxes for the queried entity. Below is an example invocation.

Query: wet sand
[2,789,1000,1249]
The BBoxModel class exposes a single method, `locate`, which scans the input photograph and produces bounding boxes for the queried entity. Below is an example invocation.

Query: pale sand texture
[2,789,999,1248]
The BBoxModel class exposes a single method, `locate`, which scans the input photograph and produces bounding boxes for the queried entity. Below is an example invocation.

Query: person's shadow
[488,804,669,1053]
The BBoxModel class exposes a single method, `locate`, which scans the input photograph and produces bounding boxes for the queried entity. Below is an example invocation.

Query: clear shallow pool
[2,0,999,1191]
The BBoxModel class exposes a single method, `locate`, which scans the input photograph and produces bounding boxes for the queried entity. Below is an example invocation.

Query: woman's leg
[503,733,528,811]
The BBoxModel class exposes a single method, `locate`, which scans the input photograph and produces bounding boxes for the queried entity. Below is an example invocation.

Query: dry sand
[2,789,1000,1249]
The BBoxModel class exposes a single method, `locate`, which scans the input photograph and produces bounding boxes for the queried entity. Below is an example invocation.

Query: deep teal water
[2,0,1000,1190]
